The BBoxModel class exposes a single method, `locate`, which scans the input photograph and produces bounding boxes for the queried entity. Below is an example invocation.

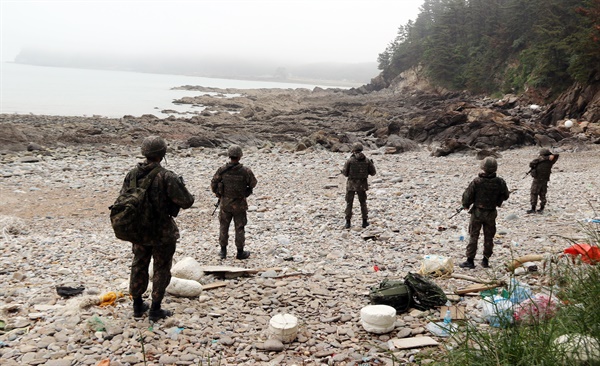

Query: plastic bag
[514,294,559,324]
[508,279,532,304]
[481,295,514,327]
[418,255,454,276]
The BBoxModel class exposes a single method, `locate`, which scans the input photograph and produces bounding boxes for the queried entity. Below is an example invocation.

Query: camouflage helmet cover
[481,157,498,173]
[228,144,243,158]
[539,148,552,156]
[141,135,167,158]
[352,142,363,152]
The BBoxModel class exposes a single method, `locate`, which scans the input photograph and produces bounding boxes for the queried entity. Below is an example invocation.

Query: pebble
[0,145,598,364]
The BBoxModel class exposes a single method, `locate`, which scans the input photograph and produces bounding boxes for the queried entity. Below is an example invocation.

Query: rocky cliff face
[2,79,599,155]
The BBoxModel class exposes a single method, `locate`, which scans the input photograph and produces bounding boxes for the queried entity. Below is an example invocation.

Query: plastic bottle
[459,228,466,241]
[443,309,452,325]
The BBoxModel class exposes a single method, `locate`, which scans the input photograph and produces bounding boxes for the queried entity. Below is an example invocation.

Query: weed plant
[434,220,600,366]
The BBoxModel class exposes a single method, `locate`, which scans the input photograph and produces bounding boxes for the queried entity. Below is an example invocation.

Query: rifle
[212,199,220,216]
[448,207,464,219]
[523,169,532,179]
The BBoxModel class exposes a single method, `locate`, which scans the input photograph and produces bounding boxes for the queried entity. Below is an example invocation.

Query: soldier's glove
[245,187,253,197]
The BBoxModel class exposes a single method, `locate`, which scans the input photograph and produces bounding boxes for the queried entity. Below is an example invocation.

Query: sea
[0,62,353,119]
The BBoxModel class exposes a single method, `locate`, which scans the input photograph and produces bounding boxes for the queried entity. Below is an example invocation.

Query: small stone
[263,338,284,352]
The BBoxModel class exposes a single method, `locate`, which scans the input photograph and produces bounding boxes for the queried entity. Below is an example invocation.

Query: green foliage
[379,0,600,99]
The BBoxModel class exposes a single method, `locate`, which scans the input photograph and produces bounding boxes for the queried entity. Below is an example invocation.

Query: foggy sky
[1,0,423,64]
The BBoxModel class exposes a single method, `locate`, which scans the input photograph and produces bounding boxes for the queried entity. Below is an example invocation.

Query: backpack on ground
[369,278,413,313]
[404,272,448,310]
[109,167,161,243]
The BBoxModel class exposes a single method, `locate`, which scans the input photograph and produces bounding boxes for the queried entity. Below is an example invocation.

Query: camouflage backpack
[369,278,413,313]
[109,167,161,243]
[404,272,448,310]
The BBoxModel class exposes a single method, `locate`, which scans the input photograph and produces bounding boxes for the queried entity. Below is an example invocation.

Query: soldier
[527,148,560,214]
[211,145,257,260]
[122,136,195,321]
[459,157,510,269]
[342,142,376,229]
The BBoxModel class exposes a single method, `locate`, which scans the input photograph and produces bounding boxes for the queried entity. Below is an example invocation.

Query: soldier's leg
[528,180,540,213]
[148,242,176,321]
[481,212,497,260]
[233,211,248,251]
[460,215,481,269]
[538,181,549,212]
[344,191,355,228]
[219,209,234,248]
[130,243,152,299]
[357,191,369,227]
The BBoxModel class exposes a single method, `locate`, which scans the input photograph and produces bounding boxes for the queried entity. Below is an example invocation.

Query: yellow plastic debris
[98,291,124,307]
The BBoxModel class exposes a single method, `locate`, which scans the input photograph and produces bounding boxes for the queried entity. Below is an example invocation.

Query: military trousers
[466,208,497,259]
[219,208,248,250]
[130,242,176,303]
[530,179,549,209]
[345,190,368,221]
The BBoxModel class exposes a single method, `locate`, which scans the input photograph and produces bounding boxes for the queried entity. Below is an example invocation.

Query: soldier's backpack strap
[130,167,162,190]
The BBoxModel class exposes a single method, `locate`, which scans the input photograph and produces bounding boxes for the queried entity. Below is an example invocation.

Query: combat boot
[148,301,172,322]
[133,297,149,318]
[344,220,351,229]
[526,206,536,214]
[362,219,369,228]
[459,258,475,269]
[538,204,545,214]
[236,249,251,260]
[481,257,490,268]
[219,246,227,259]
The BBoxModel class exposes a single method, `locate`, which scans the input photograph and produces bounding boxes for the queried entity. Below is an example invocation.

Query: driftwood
[506,254,545,272]
[202,281,228,290]
[455,283,502,295]
[451,273,487,284]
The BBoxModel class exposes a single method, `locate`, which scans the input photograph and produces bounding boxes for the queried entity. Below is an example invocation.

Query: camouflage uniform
[211,162,257,253]
[461,158,510,268]
[342,147,376,227]
[528,149,559,213]
[123,160,194,307]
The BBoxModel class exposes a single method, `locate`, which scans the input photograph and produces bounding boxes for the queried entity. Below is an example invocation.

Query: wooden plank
[439,305,466,320]
[391,336,439,349]
[202,281,228,290]
[455,283,501,295]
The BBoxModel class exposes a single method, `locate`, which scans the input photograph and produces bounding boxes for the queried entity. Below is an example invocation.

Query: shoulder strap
[219,162,239,177]
[138,167,162,190]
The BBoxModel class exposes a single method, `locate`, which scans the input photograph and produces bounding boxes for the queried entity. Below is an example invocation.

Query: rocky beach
[1,85,600,366]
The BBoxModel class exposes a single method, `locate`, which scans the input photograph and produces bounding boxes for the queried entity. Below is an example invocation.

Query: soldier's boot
[236,249,251,260]
[481,257,490,268]
[148,301,172,322]
[344,220,351,229]
[132,297,149,318]
[526,205,537,214]
[459,258,475,269]
[362,219,369,228]
[538,204,545,214]
[219,246,227,260]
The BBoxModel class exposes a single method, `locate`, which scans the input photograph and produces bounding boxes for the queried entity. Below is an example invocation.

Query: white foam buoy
[267,313,298,343]
[360,304,396,334]
[565,120,574,128]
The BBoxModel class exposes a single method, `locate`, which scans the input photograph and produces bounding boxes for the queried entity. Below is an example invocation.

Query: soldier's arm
[461,180,476,209]
[210,167,223,194]
[247,169,258,189]
[166,171,195,209]
[369,159,376,176]
[342,160,350,177]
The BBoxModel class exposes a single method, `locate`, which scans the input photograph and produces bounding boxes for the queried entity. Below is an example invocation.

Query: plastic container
[443,309,452,325]
[459,228,466,241]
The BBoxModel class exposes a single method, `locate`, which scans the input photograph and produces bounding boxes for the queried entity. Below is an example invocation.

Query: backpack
[369,279,413,313]
[109,167,162,243]
[404,272,448,310]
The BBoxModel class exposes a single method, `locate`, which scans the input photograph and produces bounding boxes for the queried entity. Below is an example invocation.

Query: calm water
[0,63,349,118]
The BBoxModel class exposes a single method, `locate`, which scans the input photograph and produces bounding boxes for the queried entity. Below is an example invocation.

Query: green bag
[404,272,448,310]
[109,167,161,243]
[369,278,412,313]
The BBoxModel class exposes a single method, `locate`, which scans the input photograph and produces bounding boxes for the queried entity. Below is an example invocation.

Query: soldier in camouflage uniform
[527,148,560,214]
[211,145,257,260]
[342,142,376,229]
[122,136,195,321]
[459,157,510,269]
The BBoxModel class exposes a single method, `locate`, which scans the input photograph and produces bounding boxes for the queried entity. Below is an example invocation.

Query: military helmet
[539,148,552,156]
[352,142,363,152]
[141,135,167,158]
[481,157,498,173]
[228,144,243,158]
